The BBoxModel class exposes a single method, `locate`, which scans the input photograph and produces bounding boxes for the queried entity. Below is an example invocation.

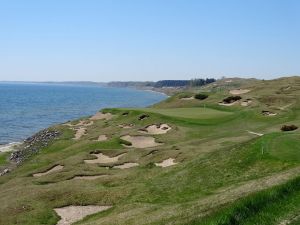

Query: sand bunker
[33,165,64,177]
[229,89,251,95]
[247,130,264,136]
[73,127,87,140]
[180,97,194,100]
[121,135,162,148]
[241,99,252,107]
[118,124,134,129]
[65,120,93,127]
[90,112,113,120]
[84,153,125,164]
[262,110,277,116]
[218,102,238,106]
[138,114,149,120]
[113,163,139,169]
[155,158,177,168]
[72,175,107,180]
[97,135,108,141]
[139,124,171,135]
[54,205,112,225]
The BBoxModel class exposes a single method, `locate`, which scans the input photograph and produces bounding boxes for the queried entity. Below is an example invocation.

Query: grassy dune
[0,77,299,225]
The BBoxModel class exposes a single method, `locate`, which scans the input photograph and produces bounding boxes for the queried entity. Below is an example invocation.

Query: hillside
[0,77,300,225]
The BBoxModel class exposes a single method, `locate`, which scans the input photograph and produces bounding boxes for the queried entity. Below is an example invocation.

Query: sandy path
[54,205,112,225]
[140,124,171,135]
[33,165,64,177]
[229,89,251,95]
[121,135,163,148]
[90,112,113,120]
[155,158,177,167]
[84,153,125,164]
[113,163,139,169]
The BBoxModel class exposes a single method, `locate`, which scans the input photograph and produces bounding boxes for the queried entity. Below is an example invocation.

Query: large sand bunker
[90,112,113,120]
[121,135,162,148]
[155,158,177,168]
[113,163,139,169]
[98,135,108,141]
[229,89,251,95]
[139,124,171,134]
[73,127,86,140]
[33,165,64,177]
[84,153,125,164]
[72,175,107,180]
[54,205,112,225]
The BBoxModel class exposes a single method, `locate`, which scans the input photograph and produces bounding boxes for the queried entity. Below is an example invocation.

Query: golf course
[0,77,299,225]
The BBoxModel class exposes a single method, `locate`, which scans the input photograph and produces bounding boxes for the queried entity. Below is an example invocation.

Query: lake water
[0,83,166,145]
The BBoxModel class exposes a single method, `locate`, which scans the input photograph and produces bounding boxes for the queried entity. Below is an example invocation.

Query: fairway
[135,107,233,119]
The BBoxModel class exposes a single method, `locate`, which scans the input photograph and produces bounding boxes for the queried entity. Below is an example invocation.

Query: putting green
[136,107,233,119]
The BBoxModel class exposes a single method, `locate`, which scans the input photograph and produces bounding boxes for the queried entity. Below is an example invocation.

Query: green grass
[0,77,300,225]
[128,107,233,119]
[190,176,300,225]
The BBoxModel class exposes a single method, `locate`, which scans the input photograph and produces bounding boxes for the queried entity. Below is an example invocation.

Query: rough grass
[0,77,300,225]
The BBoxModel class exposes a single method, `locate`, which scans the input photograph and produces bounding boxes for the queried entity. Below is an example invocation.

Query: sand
[84,153,125,164]
[247,130,264,136]
[0,142,21,153]
[229,89,251,95]
[113,163,139,169]
[155,158,177,168]
[262,111,277,116]
[139,124,171,135]
[90,112,113,120]
[121,135,163,148]
[65,120,93,127]
[72,175,107,180]
[218,101,238,106]
[73,127,86,140]
[98,135,108,141]
[54,205,112,225]
[118,124,134,129]
[241,100,252,107]
[33,165,64,177]
[180,97,194,100]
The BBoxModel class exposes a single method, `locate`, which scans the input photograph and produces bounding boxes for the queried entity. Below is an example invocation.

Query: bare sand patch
[218,101,238,106]
[247,130,264,136]
[72,175,107,180]
[73,127,86,140]
[90,112,113,120]
[98,135,108,141]
[121,135,163,148]
[241,99,252,107]
[229,89,251,95]
[33,165,64,177]
[113,163,139,169]
[155,158,177,168]
[262,110,277,116]
[84,153,125,164]
[139,124,171,135]
[54,205,112,225]
[180,97,194,100]
[118,124,134,129]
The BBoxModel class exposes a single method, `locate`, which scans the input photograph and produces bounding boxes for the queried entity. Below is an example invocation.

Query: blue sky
[0,0,299,81]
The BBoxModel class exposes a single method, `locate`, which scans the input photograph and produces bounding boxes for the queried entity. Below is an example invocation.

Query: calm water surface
[0,83,166,144]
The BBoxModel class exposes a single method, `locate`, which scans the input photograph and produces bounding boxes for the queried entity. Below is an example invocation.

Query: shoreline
[0,86,168,146]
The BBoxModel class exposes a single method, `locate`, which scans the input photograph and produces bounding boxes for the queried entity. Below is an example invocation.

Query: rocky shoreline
[0,128,60,176]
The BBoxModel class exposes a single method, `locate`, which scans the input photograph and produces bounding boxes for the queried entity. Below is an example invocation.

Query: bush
[223,96,242,104]
[281,125,298,131]
[194,93,208,100]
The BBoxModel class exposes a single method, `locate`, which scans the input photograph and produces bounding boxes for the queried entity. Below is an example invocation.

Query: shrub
[281,125,298,131]
[194,93,208,100]
[223,96,242,104]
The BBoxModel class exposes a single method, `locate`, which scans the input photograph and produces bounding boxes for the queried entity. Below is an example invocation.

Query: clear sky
[0,0,299,82]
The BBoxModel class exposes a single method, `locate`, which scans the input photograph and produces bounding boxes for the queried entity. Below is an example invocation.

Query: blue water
[0,83,166,144]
